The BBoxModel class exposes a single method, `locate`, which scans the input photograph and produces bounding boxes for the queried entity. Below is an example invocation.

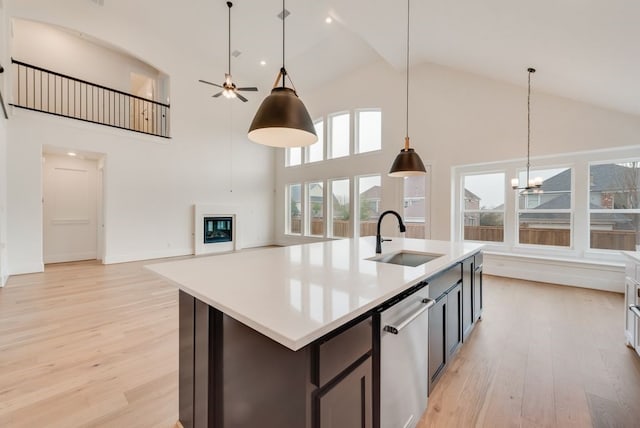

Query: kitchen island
[147,237,484,428]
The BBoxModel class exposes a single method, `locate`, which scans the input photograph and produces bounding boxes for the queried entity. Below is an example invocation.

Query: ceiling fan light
[248,87,317,147]
[388,147,427,177]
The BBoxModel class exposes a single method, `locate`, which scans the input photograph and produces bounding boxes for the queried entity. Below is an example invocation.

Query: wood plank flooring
[1,258,639,427]
[419,275,640,428]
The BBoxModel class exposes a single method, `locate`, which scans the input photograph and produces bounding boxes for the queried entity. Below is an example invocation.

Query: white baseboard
[8,261,45,276]
[44,251,98,264]
[485,252,625,293]
[103,247,193,265]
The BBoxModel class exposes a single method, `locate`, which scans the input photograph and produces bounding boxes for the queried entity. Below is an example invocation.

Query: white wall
[4,0,275,275]
[276,60,640,245]
[0,0,8,285]
[11,19,166,99]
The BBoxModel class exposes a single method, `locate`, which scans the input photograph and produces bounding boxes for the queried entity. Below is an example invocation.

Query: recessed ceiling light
[67,152,77,157]
[325,17,333,24]
[260,60,266,66]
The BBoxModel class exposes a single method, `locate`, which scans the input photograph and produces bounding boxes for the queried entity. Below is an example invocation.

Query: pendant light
[388,0,426,177]
[511,67,543,192]
[248,0,317,148]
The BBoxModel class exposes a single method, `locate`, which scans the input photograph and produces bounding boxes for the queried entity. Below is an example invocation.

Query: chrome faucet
[376,210,406,254]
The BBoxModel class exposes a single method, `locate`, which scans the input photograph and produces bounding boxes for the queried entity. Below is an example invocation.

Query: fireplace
[194,205,241,255]
[204,217,233,244]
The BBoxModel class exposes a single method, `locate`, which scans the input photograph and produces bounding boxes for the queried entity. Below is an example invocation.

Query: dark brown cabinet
[473,253,483,322]
[428,294,447,387]
[316,357,372,428]
[461,258,473,339]
[428,252,482,393]
[428,269,464,391]
[446,282,462,358]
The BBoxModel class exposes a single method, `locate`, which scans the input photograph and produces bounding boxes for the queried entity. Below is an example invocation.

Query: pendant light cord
[282,0,286,87]
[405,0,410,141]
[227,2,231,75]
[526,68,534,185]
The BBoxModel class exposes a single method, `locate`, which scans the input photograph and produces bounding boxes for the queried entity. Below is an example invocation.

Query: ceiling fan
[199,1,257,102]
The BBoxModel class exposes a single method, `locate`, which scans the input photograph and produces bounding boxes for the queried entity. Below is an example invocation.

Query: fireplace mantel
[193,205,241,255]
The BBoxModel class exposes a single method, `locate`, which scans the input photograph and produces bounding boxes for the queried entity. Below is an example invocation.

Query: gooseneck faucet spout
[376,210,407,254]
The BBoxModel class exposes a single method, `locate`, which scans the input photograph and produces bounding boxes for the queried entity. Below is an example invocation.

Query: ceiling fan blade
[236,87,258,92]
[199,79,223,88]
[235,92,248,102]
[212,91,223,98]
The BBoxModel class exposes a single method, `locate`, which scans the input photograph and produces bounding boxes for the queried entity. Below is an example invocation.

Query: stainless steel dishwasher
[380,281,434,428]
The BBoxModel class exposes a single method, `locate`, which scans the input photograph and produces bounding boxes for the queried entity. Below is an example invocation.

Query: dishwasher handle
[631,305,640,319]
[383,298,435,335]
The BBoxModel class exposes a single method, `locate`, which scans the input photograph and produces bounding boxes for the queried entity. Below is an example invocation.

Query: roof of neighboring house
[464,188,481,201]
[520,193,633,228]
[541,163,638,193]
[360,185,381,200]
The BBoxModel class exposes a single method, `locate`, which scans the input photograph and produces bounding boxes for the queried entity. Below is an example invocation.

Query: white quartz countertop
[146,237,484,351]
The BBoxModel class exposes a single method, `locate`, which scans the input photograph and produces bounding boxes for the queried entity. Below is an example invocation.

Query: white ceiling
[196,0,640,117]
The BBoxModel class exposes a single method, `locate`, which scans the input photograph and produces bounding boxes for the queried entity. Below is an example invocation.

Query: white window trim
[327,111,351,160]
[354,108,382,155]
[453,145,640,262]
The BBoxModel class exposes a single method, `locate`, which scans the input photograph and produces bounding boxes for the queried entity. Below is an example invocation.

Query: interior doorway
[42,149,105,264]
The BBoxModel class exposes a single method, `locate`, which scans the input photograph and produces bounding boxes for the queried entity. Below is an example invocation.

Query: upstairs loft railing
[10,59,170,138]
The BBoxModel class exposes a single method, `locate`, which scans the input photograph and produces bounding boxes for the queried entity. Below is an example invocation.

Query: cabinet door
[461,259,473,339]
[428,294,447,391]
[473,266,483,322]
[446,282,462,359]
[317,357,372,428]
[625,278,636,344]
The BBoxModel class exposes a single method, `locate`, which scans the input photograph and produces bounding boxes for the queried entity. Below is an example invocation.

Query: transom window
[285,108,382,166]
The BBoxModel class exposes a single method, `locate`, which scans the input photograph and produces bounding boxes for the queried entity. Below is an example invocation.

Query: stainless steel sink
[368,251,444,267]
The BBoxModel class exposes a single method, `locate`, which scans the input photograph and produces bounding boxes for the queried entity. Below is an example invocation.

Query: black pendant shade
[248,87,317,147]
[247,0,317,148]
[389,137,427,177]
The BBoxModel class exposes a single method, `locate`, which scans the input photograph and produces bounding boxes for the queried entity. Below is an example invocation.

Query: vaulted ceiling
[189,0,640,116]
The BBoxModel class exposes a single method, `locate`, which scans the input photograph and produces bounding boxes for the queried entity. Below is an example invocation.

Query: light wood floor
[1,258,639,427]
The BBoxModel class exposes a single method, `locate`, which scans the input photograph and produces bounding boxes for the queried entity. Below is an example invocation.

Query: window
[517,167,572,247]
[286,184,302,235]
[589,161,640,251]
[356,110,381,154]
[306,181,325,237]
[329,178,351,238]
[286,147,301,167]
[357,175,381,237]
[463,173,505,242]
[329,112,350,159]
[306,120,324,163]
[404,176,427,238]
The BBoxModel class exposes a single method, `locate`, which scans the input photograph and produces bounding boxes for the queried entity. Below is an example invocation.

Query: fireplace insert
[204,217,232,244]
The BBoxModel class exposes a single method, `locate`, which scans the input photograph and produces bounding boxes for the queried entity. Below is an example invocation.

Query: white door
[43,153,98,264]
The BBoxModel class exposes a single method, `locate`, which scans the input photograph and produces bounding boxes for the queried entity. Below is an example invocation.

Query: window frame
[515,165,574,249]
[327,111,351,160]
[328,177,352,238]
[461,171,506,243]
[305,180,326,237]
[588,158,640,252]
[305,119,325,164]
[354,108,382,155]
[285,183,302,236]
